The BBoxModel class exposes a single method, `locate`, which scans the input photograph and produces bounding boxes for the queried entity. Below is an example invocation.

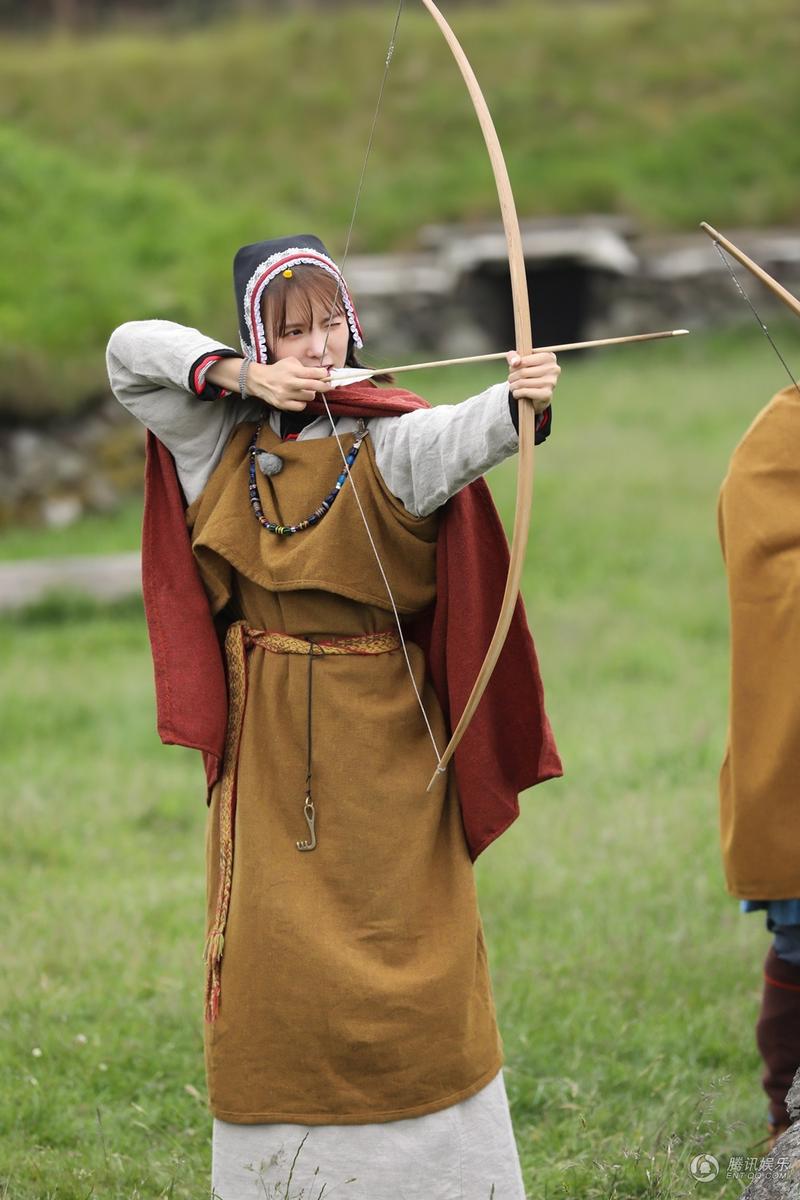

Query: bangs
[261,265,346,356]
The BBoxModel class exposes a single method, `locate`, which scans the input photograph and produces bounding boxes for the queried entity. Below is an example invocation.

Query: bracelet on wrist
[239,357,251,400]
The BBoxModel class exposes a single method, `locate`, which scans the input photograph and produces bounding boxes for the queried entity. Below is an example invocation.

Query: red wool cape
[141,382,562,859]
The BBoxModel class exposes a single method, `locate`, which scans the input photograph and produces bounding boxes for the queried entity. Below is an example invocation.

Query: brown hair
[260,264,393,383]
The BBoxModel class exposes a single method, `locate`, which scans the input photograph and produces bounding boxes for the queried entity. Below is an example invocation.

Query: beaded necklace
[247,421,367,536]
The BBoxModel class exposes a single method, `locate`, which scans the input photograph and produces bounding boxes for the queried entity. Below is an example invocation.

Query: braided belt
[244,628,401,656]
[204,620,401,1023]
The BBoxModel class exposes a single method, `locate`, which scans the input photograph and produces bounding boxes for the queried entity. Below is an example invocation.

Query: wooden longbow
[331,3,691,790]
[419,0,540,790]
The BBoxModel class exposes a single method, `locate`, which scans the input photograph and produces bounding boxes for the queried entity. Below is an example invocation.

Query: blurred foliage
[1,0,799,418]
[0,0,489,32]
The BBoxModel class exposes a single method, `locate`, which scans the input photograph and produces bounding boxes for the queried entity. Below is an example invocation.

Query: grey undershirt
[105,319,520,517]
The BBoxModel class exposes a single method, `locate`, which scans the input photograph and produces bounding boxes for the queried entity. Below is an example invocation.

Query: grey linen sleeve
[367,382,519,518]
[105,319,262,505]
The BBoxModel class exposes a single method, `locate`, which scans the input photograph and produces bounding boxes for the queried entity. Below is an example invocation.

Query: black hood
[233,234,364,363]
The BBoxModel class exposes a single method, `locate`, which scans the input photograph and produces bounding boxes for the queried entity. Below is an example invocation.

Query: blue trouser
[769,921,800,966]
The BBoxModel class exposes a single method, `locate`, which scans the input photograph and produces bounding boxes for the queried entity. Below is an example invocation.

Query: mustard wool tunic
[718,384,800,899]
[187,420,504,1125]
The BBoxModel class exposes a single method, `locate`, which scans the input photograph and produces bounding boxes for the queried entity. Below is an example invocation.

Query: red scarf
[141,382,562,859]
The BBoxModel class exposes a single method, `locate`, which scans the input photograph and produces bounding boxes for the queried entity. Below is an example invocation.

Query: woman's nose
[307,328,327,358]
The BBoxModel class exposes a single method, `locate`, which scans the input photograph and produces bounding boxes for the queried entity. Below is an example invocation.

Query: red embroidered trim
[764,972,800,993]
[249,251,362,363]
[193,354,223,395]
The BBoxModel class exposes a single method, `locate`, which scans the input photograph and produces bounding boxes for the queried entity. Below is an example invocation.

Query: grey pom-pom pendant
[256,450,284,477]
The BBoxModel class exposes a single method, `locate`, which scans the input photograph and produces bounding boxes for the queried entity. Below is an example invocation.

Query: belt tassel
[204,622,249,1024]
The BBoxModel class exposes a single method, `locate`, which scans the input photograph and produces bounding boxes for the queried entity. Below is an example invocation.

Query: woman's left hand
[506,351,561,413]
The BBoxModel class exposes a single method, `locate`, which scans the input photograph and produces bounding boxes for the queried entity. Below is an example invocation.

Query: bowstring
[320,0,404,365]
[314,1,444,765]
[712,240,800,398]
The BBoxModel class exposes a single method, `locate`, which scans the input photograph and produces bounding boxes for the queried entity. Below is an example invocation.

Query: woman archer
[106,232,563,1199]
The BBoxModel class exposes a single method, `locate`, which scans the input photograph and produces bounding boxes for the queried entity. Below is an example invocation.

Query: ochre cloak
[718,384,800,898]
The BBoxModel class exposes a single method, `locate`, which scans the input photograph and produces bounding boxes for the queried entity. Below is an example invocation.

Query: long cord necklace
[248,421,367,536]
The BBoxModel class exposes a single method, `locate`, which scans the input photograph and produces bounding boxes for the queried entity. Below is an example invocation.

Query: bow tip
[426,762,447,793]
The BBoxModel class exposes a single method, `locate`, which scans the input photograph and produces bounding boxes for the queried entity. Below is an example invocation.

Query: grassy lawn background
[1,0,799,418]
[2,326,795,1197]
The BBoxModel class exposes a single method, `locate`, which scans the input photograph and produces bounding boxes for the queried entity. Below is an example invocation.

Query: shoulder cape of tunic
[718,383,800,898]
[141,381,562,860]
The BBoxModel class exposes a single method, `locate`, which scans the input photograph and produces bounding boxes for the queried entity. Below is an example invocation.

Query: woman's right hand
[245,358,332,412]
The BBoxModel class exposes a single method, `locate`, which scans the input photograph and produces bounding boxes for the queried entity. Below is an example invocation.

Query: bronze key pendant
[297,795,317,852]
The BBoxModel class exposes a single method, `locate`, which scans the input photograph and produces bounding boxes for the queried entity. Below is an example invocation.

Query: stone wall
[346,218,800,357]
[0,397,144,529]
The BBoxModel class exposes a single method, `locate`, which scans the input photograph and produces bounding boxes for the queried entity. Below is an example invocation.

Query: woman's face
[272,296,350,370]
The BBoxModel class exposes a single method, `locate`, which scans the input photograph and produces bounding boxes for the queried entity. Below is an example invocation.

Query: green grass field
[2,326,795,1197]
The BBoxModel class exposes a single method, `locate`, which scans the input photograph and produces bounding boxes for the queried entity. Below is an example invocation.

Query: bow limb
[700,223,800,319]
[426,403,536,791]
[419,0,537,789]
[700,222,800,398]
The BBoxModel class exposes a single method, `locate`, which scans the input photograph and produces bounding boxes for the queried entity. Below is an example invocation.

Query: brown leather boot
[756,946,800,1138]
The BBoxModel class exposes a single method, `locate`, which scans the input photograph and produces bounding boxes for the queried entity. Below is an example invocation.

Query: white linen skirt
[210,1069,526,1200]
